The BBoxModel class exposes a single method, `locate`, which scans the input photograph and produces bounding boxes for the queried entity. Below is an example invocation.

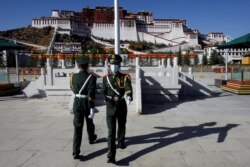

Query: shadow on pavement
[142,92,232,115]
[81,147,109,161]
[81,137,108,161]
[0,93,28,101]
[116,122,239,166]
[141,75,233,115]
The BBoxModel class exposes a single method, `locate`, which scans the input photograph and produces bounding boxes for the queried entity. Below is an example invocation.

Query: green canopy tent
[0,40,25,50]
[218,33,250,49]
[218,33,250,80]
[0,40,25,83]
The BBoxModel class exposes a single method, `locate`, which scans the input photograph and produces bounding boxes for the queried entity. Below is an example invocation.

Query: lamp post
[225,49,228,80]
[13,40,20,83]
[114,0,120,55]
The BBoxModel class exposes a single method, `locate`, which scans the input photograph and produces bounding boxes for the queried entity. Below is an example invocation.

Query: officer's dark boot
[73,154,81,159]
[118,142,126,149]
[89,134,97,144]
[107,157,116,164]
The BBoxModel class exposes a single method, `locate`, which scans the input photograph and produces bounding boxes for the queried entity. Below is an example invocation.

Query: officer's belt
[106,95,124,102]
[75,94,88,98]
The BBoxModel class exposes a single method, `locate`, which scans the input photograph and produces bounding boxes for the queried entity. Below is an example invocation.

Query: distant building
[31,6,227,49]
[207,32,226,45]
[219,48,250,63]
[52,42,82,53]
[32,10,90,36]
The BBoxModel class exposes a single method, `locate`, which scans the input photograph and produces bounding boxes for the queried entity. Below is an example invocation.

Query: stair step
[221,85,250,95]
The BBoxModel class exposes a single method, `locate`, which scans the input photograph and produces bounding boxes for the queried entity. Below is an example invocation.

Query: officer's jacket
[70,71,97,108]
[103,72,133,100]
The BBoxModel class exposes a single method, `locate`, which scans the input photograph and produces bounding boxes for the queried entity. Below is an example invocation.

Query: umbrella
[0,40,25,50]
[218,33,250,49]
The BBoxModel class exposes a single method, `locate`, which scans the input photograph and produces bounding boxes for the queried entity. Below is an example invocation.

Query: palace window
[190,35,197,39]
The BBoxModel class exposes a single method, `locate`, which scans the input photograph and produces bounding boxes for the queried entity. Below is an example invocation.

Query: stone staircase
[141,76,181,103]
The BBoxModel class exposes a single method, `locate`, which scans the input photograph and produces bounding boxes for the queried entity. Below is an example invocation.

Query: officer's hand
[88,108,95,119]
[127,96,132,105]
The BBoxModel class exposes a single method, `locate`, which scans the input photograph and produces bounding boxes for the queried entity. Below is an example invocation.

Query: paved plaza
[0,90,250,167]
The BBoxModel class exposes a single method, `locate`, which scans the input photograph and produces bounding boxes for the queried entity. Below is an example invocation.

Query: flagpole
[114,0,120,55]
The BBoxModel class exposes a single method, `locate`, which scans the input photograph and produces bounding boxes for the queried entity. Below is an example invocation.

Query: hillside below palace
[32,6,226,48]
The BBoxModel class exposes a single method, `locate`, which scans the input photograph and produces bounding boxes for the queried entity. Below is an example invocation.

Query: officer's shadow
[116,122,239,166]
[81,122,238,165]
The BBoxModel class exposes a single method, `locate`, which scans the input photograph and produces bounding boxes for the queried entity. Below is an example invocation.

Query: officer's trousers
[106,99,127,158]
[72,99,95,156]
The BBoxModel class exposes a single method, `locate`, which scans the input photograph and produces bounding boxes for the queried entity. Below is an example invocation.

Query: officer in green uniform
[103,54,133,163]
[70,55,97,159]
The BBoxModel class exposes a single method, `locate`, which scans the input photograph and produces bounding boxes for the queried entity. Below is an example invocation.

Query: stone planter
[215,79,227,88]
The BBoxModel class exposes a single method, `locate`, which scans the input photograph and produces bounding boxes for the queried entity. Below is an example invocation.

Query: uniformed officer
[103,54,133,164]
[70,55,97,159]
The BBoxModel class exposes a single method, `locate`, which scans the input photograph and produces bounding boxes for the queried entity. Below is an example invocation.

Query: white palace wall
[91,21,138,41]
[137,23,189,46]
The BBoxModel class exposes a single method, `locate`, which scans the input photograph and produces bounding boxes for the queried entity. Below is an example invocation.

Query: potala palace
[31,6,227,48]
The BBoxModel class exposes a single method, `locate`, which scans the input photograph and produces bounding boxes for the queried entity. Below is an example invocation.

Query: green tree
[184,54,190,65]
[177,47,182,65]
[70,56,76,67]
[28,57,38,67]
[90,55,97,66]
[177,53,182,65]
[6,52,15,67]
[53,59,58,68]
[0,55,5,67]
[194,54,199,65]
[209,50,224,65]
[39,58,46,67]
[202,54,208,65]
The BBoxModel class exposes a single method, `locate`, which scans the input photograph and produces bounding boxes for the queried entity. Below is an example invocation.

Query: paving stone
[0,92,250,167]
[0,151,35,167]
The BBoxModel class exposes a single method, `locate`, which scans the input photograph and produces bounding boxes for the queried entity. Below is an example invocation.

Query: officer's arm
[125,74,133,101]
[103,76,108,101]
[87,75,97,108]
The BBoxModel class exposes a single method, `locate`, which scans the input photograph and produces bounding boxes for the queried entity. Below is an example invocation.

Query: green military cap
[76,55,90,65]
[108,54,122,64]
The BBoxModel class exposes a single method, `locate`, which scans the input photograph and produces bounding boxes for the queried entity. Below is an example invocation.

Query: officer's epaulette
[125,74,131,80]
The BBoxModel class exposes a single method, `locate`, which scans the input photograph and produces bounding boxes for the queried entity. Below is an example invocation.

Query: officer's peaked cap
[108,54,122,63]
[76,55,90,65]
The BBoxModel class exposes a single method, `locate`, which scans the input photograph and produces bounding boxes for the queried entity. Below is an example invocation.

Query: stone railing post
[161,58,165,68]
[41,68,46,85]
[105,59,109,74]
[179,66,182,72]
[46,58,53,86]
[74,60,79,73]
[61,59,65,69]
[188,66,193,75]
[135,57,140,79]
[188,66,194,79]
[135,56,142,114]
[167,58,171,67]
[158,59,161,67]
[173,57,178,67]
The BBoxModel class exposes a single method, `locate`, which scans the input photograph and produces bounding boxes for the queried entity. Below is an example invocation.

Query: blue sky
[0,0,249,39]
